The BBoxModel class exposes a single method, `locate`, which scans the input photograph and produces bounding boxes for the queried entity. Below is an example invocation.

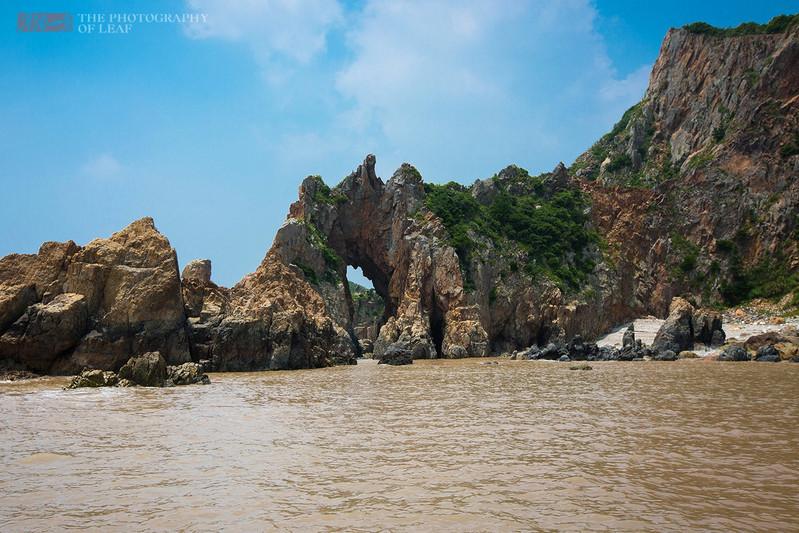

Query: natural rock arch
[267,154,489,359]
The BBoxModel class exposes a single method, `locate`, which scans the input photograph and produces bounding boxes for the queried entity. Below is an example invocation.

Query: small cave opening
[429,297,445,357]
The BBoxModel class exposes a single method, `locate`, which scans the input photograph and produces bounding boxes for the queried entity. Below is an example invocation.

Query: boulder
[359,339,374,354]
[744,332,787,352]
[524,346,542,360]
[711,330,726,348]
[65,369,118,389]
[755,345,781,363]
[167,362,211,386]
[118,351,167,387]
[596,345,620,361]
[653,349,677,361]
[692,308,724,346]
[774,341,798,361]
[718,345,751,362]
[377,343,413,366]
[538,342,568,360]
[567,335,598,361]
[181,259,212,284]
[651,297,695,355]
[622,325,635,348]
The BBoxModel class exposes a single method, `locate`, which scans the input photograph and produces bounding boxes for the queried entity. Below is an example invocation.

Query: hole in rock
[346,265,386,353]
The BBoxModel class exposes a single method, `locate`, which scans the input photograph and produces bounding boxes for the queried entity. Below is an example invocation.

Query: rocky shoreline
[507,297,799,363]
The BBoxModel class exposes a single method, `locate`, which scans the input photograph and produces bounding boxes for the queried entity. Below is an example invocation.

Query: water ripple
[0,360,797,531]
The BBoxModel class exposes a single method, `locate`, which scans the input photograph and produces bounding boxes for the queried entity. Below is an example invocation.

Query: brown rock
[774,341,798,361]
[181,259,212,284]
[0,294,88,373]
[118,351,166,387]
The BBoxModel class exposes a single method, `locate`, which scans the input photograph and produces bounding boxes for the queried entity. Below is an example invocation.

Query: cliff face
[573,25,799,311]
[2,20,797,374]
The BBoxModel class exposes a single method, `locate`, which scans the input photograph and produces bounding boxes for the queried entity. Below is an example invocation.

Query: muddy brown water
[1,359,797,532]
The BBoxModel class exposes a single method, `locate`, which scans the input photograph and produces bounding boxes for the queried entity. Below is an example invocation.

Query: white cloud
[332,0,652,176]
[185,0,344,64]
[600,62,652,104]
[183,0,654,180]
[81,153,126,180]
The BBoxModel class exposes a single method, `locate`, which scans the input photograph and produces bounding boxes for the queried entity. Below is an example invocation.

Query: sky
[1,1,796,288]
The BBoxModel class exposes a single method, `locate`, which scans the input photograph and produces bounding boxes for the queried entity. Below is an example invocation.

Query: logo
[18,13,73,32]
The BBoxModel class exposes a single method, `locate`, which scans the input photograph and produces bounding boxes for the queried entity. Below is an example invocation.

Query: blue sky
[1,1,796,288]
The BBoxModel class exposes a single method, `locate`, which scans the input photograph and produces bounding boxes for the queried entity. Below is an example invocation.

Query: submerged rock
[167,362,211,385]
[755,345,781,363]
[718,345,751,362]
[66,369,118,389]
[66,353,211,389]
[653,349,677,361]
[118,352,167,387]
[378,343,413,366]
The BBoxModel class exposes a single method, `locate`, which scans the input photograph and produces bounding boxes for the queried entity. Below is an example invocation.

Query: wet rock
[653,349,677,361]
[539,342,569,360]
[66,369,118,389]
[449,345,467,358]
[523,346,541,360]
[711,330,726,349]
[567,335,598,361]
[377,343,413,366]
[0,369,39,381]
[596,345,620,361]
[557,354,571,362]
[167,362,211,386]
[118,351,167,387]
[755,345,781,363]
[359,339,374,354]
[718,346,751,362]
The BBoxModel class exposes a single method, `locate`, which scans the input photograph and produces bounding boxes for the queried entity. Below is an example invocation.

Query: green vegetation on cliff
[424,176,598,290]
[309,175,347,206]
[683,14,799,37]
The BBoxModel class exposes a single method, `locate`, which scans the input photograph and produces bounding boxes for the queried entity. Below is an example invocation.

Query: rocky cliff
[0,218,349,374]
[2,17,797,374]
[573,21,799,313]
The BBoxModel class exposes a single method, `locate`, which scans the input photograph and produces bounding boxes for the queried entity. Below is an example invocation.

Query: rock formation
[0,218,190,374]
[0,218,350,374]
[651,297,725,355]
[2,18,798,373]
[65,351,211,388]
